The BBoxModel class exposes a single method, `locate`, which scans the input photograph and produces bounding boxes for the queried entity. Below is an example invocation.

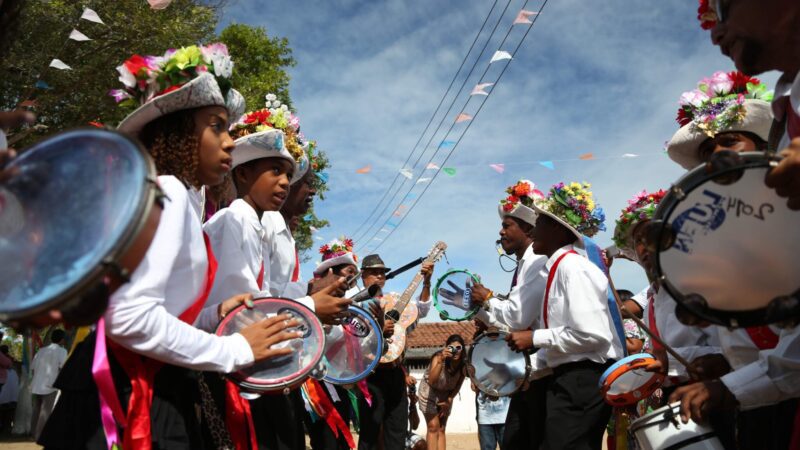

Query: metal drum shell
[630,403,724,450]
[466,330,530,397]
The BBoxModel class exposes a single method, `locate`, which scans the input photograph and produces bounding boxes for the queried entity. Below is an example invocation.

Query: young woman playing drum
[39,45,303,450]
[416,334,466,450]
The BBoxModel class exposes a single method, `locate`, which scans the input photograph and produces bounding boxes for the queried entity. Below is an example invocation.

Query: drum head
[655,153,800,327]
[599,353,663,406]
[434,269,481,321]
[0,129,152,319]
[216,298,325,391]
[468,332,529,397]
[322,306,383,385]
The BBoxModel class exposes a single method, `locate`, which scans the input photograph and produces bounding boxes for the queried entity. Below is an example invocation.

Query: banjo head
[652,152,800,328]
[216,297,325,393]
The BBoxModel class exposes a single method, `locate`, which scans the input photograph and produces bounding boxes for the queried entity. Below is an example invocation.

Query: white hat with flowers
[666,70,773,170]
[314,237,358,276]
[532,181,606,248]
[112,43,245,135]
[497,180,544,227]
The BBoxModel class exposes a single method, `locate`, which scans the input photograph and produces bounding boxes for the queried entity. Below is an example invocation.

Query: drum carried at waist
[321,304,383,385]
[630,402,725,450]
[215,297,326,395]
[466,330,530,397]
[0,128,163,327]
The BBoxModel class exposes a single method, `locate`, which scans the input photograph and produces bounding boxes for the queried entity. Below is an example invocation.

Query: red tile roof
[407,322,477,349]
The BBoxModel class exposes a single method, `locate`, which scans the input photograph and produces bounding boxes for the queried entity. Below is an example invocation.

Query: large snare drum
[322,305,383,385]
[434,269,481,321]
[216,297,326,394]
[467,331,530,397]
[649,152,800,327]
[0,129,162,326]
[599,353,664,406]
[630,403,724,450]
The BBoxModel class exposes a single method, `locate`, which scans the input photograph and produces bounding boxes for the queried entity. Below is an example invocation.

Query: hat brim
[531,203,585,249]
[291,144,310,185]
[361,265,391,273]
[315,253,359,276]
[232,130,296,171]
[118,73,242,136]
[498,203,538,227]
[666,99,773,170]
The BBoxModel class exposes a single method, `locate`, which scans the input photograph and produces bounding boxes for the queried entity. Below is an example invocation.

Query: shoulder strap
[542,250,577,328]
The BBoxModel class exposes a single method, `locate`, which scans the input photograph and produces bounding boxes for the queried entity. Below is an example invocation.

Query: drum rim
[0,128,158,320]
[322,304,384,385]
[599,352,663,405]
[216,297,326,388]
[651,151,794,328]
[433,268,481,321]
[466,330,531,397]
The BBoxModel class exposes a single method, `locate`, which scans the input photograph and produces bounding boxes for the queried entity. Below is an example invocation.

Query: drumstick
[605,273,694,370]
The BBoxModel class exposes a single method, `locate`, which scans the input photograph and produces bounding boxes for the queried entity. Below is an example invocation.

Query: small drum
[434,269,481,321]
[599,353,664,406]
[216,297,326,394]
[649,151,800,327]
[630,402,724,450]
[0,129,162,326]
[467,331,530,397]
[322,305,383,385]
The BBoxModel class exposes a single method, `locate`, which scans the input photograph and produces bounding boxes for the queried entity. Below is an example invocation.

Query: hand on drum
[765,138,800,210]
[668,379,738,424]
[644,348,669,375]
[687,354,731,381]
[469,283,491,305]
[217,293,255,320]
[239,313,304,362]
[311,279,352,324]
[506,330,533,352]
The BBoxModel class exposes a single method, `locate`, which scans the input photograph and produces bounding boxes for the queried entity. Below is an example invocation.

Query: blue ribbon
[582,236,628,357]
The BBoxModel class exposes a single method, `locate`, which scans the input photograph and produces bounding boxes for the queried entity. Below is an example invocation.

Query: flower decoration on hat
[535,182,606,237]
[612,189,667,250]
[676,71,773,137]
[319,237,357,262]
[110,43,234,107]
[232,93,305,162]
[697,0,718,30]
[499,180,544,213]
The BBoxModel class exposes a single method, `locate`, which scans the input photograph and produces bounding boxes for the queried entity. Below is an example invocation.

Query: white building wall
[409,369,478,435]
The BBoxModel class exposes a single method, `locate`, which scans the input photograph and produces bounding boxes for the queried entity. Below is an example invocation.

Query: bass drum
[322,305,383,385]
[0,129,162,326]
[216,297,326,394]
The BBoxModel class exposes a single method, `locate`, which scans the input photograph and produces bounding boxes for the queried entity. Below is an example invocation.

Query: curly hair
[138,108,201,188]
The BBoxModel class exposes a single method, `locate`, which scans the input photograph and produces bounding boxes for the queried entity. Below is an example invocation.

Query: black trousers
[250,391,307,450]
[307,384,352,450]
[502,376,550,450]
[357,366,407,450]
[543,361,612,450]
[738,398,798,450]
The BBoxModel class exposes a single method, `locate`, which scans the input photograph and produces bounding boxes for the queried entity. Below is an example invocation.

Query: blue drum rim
[433,268,481,322]
[598,352,656,389]
[322,304,383,385]
[0,128,157,320]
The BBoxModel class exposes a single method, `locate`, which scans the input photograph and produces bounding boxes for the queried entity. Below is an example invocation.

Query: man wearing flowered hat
[502,181,623,449]
[468,180,549,449]
[662,62,800,448]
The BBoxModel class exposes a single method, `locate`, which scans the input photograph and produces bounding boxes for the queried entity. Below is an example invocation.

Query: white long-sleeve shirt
[642,285,721,381]
[104,176,254,373]
[261,211,314,309]
[532,245,624,369]
[196,199,267,332]
[31,343,67,395]
[475,244,547,332]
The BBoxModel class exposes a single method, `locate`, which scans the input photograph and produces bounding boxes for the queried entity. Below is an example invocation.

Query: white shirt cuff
[720,361,782,410]
[294,295,315,312]
[228,333,255,370]
[533,329,555,348]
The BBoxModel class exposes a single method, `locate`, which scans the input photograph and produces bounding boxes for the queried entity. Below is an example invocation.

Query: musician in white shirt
[505,181,623,450]
[469,180,548,449]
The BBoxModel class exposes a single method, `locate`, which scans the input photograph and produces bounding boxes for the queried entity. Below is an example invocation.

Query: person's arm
[427,350,449,386]
[416,262,434,319]
[476,260,544,330]
[0,351,12,369]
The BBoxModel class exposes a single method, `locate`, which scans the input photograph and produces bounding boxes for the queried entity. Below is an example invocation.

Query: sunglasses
[447,345,463,352]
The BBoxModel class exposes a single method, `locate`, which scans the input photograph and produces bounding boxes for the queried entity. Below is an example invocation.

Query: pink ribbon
[357,379,372,407]
[92,318,126,449]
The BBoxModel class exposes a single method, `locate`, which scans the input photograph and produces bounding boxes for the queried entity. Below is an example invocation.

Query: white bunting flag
[622,153,639,158]
[80,8,104,24]
[416,177,432,184]
[49,59,72,70]
[470,83,494,96]
[399,168,413,179]
[68,29,92,41]
[490,50,513,63]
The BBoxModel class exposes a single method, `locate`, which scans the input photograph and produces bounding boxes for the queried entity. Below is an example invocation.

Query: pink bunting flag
[356,165,371,174]
[426,163,440,170]
[513,10,539,25]
[470,83,494,96]
[455,113,472,123]
[20,99,37,108]
[148,0,173,9]
[489,50,512,63]
[579,152,594,160]
[489,163,505,174]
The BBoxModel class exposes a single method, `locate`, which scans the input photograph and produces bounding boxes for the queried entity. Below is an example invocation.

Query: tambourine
[598,353,664,406]
[646,151,800,328]
[215,297,326,394]
[433,269,481,321]
[0,129,163,326]
[467,331,530,397]
[321,304,383,385]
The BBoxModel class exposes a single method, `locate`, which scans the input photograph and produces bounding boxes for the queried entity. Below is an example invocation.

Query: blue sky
[221,0,779,322]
